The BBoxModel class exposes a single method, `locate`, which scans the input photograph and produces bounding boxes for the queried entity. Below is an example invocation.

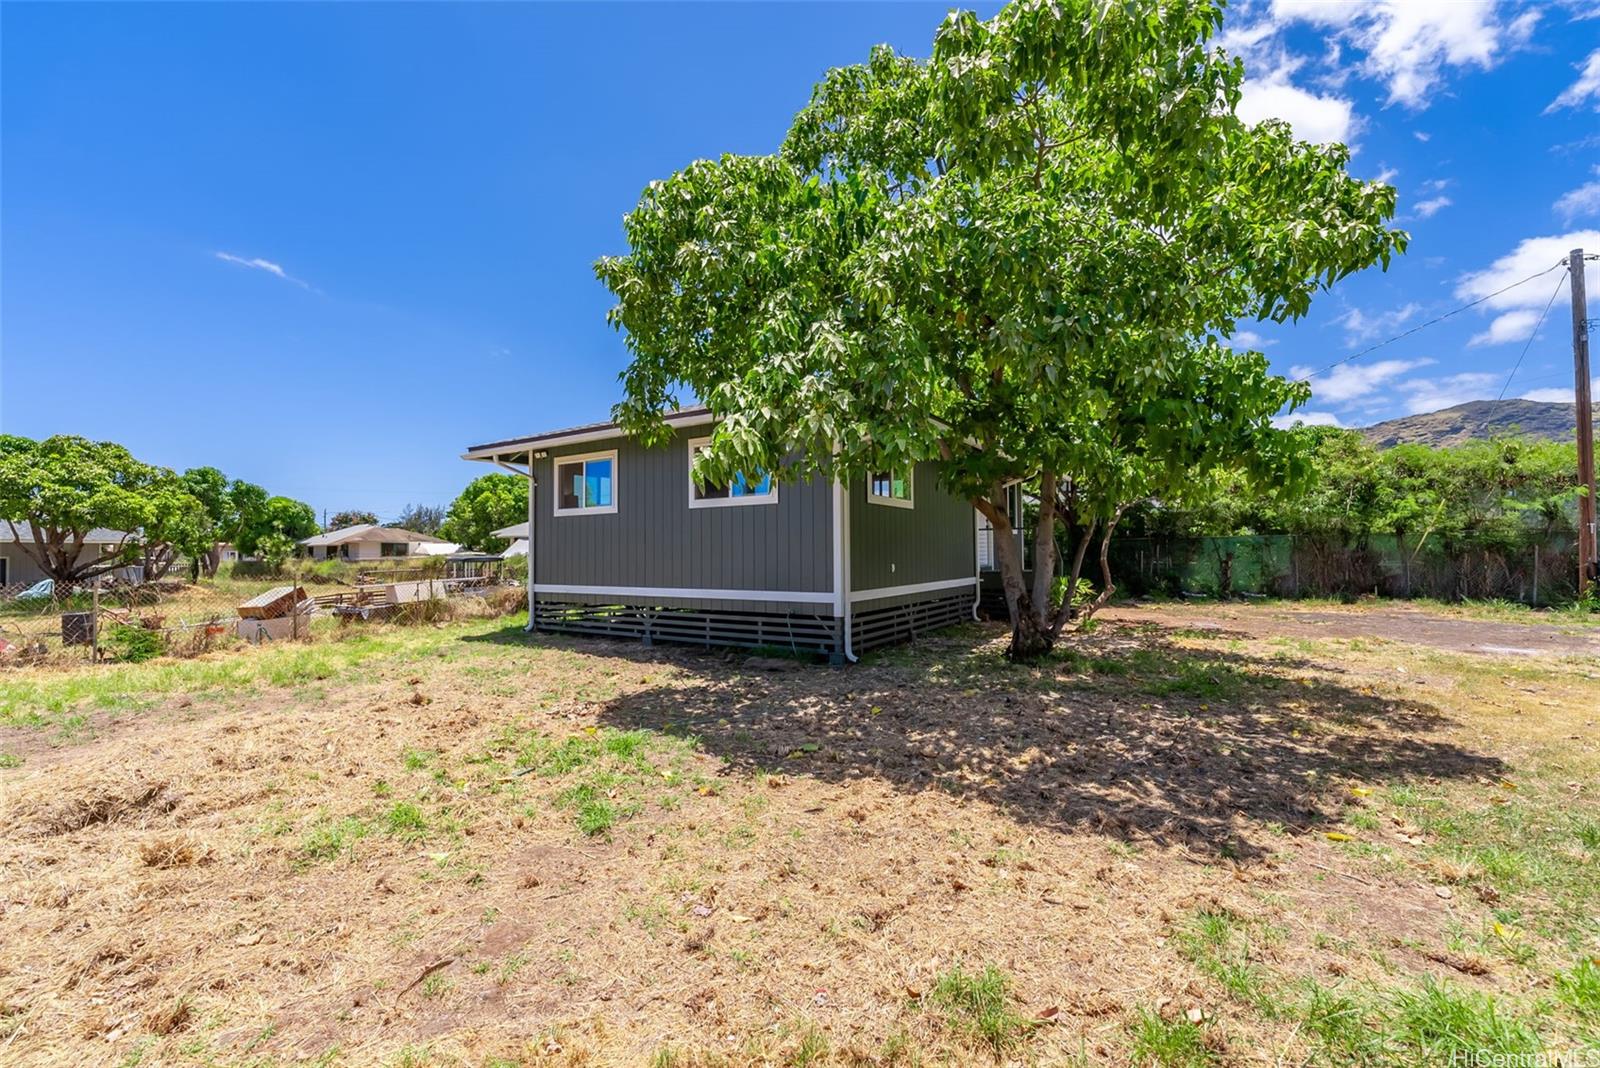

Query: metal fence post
[91,580,100,662]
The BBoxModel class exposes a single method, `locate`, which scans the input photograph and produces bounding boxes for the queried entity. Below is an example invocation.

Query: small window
[688,438,776,508]
[381,542,408,557]
[554,450,618,516]
[867,468,914,509]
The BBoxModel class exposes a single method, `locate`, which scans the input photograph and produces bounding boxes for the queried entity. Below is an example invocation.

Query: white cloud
[1336,301,1421,343]
[1547,47,1600,113]
[1237,65,1358,145]
[1455,229,1600,312]
[215,251,309,288]
[1232,330,1276,348]
[1554,173,1600,222]
[1398,371,1503,414]
[1419,177,1451,193]
[1292,356,1435,403]
[1373,165,1399,184]
[1269,0,1538,109]
[1413,130,1431,142]
[1521,378,1598,403]
[1468,309,1540,347]
[1273,410,1344,428]
[1414,195,1453,218]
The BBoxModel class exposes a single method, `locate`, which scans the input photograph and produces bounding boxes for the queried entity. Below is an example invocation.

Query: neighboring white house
[491,522,528,558]
[1,521,137,588]
[298,524,458,562]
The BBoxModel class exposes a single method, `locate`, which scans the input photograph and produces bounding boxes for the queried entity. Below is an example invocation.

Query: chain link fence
[0,559,523,668]
[1111,534,1582,605]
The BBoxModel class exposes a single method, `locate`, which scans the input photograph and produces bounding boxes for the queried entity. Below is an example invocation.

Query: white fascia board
[461,410,718,462]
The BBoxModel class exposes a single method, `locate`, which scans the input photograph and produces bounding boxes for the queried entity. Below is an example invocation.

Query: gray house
[1,522,136,589]
[463,407,977,661]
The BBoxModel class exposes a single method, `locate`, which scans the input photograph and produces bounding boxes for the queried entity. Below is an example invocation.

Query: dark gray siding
[848,461,976,604]
[530,429,834,613]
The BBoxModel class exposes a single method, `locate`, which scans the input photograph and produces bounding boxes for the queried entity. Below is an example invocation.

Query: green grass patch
[927,963,1034,1057]
[1389,977,1542,1062]
[1174,908,1272,1011]
[299,814,370,865]
[0,615,532,733]
[383,801,429,841]
[1128,1008,1215,1067]
[1554,958,1600,1027]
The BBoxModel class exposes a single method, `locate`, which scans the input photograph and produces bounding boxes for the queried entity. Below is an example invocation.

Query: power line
[1495,267,1568,402]
[1297,259,1568,383]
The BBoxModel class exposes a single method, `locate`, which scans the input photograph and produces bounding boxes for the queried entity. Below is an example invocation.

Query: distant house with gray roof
[1,521,136,588]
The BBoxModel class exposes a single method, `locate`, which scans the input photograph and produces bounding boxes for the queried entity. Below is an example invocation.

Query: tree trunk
[976,490,1054,660]
[1078,506,1125,622]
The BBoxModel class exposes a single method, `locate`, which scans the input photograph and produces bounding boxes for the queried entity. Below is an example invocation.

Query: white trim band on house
[848,576,977,603]
[531,583,834,605]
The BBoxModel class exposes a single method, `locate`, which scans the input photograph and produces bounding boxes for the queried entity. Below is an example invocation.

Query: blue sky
[2,2,1598,520]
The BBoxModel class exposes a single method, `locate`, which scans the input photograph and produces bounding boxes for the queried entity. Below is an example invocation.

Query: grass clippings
[0,607,1596,1065]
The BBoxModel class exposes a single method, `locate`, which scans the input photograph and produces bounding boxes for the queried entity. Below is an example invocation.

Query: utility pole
[1571,248,1596,600]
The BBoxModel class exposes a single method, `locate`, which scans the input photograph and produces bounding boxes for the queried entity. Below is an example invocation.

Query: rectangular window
[380,542,408,557]
[554,449,618,516]
[687,438,776,508]
[867,468,914,509]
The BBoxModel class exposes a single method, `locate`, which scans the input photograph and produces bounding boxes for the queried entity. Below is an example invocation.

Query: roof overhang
[461,406,716,462]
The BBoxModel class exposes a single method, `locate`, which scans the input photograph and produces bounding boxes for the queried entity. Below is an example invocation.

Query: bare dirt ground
[1101,600,1600,659]
[0,606,1596,1067]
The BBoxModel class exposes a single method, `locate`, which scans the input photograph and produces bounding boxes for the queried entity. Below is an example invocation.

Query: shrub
[104,623,165,663]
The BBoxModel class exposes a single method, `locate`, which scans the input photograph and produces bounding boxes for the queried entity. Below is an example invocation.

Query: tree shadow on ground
[559,621,1506,861]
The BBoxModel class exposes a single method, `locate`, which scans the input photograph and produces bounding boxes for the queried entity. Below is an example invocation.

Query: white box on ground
[384,580,448,605]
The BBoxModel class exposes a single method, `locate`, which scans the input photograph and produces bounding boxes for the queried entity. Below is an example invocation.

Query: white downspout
[831,475,857,663]
[523,452,536,631]
[972,508,982,622]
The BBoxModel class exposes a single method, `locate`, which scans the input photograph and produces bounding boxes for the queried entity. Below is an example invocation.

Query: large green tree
[440,474,527,553]
[596,0,1404,657]
[328,509,379,530]
[0,435,150,583]
[238,496,319,556]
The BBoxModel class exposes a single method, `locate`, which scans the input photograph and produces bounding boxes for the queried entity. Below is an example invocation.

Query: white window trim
[866,468,915,509]
[552,448,619,517]
[686,437,777,509]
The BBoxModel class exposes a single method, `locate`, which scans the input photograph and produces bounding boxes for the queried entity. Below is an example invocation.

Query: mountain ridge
[1357,399,1592,448]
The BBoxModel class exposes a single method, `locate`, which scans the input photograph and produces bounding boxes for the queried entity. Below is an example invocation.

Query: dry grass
[0,608,1595,1066]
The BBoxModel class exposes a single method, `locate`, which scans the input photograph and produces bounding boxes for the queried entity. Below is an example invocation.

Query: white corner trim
[686,437,778,509]
[848,576,977,604]
[552,449,619,517]
[531,583,832,605]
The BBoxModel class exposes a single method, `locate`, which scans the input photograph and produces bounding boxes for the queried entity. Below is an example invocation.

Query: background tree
[0,434,154,584]
[439,474,526,553]
[135,474,214,582]
[255,531,297,573]
[393,502,446,535]
[238,496,319,556]
[328,509,379,529]
[596,0,1404,657]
